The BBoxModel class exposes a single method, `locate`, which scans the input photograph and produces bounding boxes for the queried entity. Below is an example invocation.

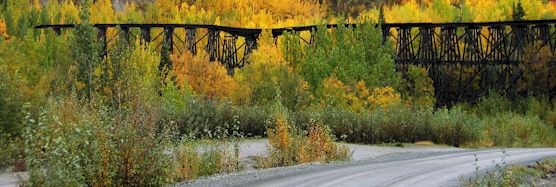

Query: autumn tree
[301,21,398,92]
[71,0,101,100]
[235,30,312,110]
[171,51,238,100]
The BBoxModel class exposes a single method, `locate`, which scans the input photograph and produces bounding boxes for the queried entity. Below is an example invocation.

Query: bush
[0,64,23,136]
[23,98,175,186]
[70,0,102,101]
[259,105,350,168]
[320,76,363,111]
[519,43,555,97]
[161,89,272,139]
[481,113,556,147]
[400,65,435,107]
[470,159,556,186]
[0,135,23,169]
[298,120,351,163]
[160,93,553,149]
[318,105,481,146]
[235,64,312,111]
[546,108,556,129]
[429,107,482,147]
[367,86,401,109]
[472,92,513,117]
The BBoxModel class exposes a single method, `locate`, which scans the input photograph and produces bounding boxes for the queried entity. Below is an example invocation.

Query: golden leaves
[89,0,116,23]
[170,51,238,100]
[322,76,402,111]
[267,113,291,152]
[0,20,9,39]
[368,86,402,108]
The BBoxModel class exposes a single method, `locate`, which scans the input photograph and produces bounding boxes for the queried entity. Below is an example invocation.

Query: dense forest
[0,0,555,186]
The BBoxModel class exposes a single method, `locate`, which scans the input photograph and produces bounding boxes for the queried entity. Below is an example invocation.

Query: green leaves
[301,21,398,93]
[71,2,102,101]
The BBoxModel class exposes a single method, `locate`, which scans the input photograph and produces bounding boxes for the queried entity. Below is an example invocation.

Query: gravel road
[3,139,555,187]
[182,145,556,187]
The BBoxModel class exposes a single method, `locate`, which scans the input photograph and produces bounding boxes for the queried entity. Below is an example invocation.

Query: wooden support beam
[140,27,151,43]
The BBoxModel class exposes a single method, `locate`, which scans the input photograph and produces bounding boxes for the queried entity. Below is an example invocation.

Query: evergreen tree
[379,5,385,24]
[512,0,525,21]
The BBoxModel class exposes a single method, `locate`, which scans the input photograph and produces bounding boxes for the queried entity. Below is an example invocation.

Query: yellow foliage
[299,121,335,162]
[170,51,237,100]
[368,86,402,108]
[233,29,312,108]
[189,0,325,27]
[267,112,291,152]
[321,76,401,111]
[0,20,8,39]
[59,1,81,23]
[359,0,556,23]
[321,76,361,111]
[356,81,370,99]
[249,30,288,67]
[264,114,350,167]
[154,0,182,22]
[90,0,116,23]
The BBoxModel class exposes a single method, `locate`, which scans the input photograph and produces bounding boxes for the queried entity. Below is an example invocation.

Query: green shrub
[0,135,23,169]
[545,108,556,129]
[23,98,174,186]
[401,65,435,107]
[429,107,481,146]
[481,113,556,147]
[236,64,312,111]
[0,64,23,136]
[162,90,272,138]
[314,106,481,147]
[161,96,553,148]
[165,98,238,138]
[473,92,513,117]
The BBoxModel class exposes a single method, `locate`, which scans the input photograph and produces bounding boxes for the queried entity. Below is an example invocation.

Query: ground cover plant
[0,0,555,186]
[468,158,556,186]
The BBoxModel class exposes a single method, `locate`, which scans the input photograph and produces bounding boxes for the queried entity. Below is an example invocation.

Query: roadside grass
[468,158,556,187]
[19,97,245,186]
[174,140,242,181]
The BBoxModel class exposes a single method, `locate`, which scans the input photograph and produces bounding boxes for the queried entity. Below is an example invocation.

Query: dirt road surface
[185,141,556,187]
